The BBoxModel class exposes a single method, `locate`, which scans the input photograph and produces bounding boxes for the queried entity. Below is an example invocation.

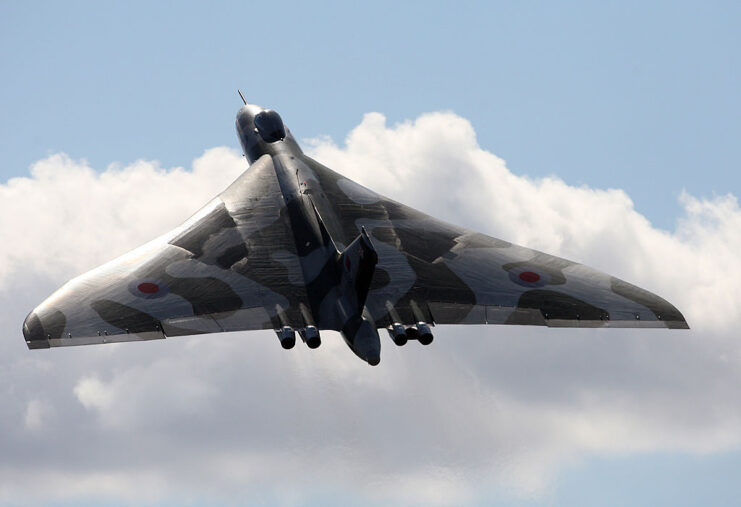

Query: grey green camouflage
[22,101,689,365]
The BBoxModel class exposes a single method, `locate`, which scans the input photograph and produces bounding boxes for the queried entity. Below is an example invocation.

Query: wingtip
[22,311,50,349]
[667,318,690,330]
[663,303,690,329]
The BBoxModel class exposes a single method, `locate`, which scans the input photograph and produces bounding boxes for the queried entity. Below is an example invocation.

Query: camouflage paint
[22,102,689,365]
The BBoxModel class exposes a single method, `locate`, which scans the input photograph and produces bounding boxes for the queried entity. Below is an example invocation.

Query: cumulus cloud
[73,376,114,412]
[0,148,244,287]
[1,112,739,505]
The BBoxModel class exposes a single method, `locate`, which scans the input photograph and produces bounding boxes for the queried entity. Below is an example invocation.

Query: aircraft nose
[22,311,50,349]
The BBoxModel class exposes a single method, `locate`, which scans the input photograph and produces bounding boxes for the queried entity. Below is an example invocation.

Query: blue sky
[2,2,740,506]
[1,1,738,230]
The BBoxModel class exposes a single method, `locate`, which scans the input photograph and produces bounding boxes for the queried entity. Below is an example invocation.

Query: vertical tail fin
[338,227,378,311]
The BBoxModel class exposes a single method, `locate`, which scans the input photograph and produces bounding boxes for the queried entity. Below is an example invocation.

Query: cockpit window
[254,110,286,143]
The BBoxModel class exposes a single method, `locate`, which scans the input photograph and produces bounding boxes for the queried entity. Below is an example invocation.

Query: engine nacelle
[387,323,407,346]
[275,326,296,349]
[299,326,321,349]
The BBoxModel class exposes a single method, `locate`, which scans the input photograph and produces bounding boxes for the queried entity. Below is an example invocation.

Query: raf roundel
[128,279,169,299]
[138,282,159,294]
[519,271,540,283]
[507,266,550,288]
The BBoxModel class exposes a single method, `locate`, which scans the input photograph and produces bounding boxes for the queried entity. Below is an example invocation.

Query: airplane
[22,93,689,365]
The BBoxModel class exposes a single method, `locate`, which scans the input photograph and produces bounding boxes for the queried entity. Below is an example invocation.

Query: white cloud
[0,148,244,287]
[73,376,113,411]
[1,111,740,505]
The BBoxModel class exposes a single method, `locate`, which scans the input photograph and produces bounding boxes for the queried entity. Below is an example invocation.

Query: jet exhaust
[416,322,434,345]
[299,326,321,349]
[275,326,296,349]
[388,323,407,346]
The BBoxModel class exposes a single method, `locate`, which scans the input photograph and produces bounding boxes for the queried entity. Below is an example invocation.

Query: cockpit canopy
[254,109,286,143]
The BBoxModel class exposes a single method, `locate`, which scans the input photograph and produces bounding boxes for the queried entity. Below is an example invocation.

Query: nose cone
[22,311,50,349]
[254,110,286,143]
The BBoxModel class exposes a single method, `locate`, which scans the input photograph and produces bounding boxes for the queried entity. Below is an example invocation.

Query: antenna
[237,89,247,105]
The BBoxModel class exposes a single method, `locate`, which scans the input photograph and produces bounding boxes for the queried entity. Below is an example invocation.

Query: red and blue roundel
[128,279,170,299]
[508,266,550,288]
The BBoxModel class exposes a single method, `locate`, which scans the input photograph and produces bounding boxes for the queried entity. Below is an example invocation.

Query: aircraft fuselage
[236,104,382,364]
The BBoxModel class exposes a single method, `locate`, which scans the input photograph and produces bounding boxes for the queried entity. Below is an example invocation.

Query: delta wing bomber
[22,95,689,365]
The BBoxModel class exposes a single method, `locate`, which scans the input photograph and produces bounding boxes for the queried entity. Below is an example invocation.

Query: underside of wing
[24,151,688,352]
[24,155,310,349]
[304,157,688,330]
